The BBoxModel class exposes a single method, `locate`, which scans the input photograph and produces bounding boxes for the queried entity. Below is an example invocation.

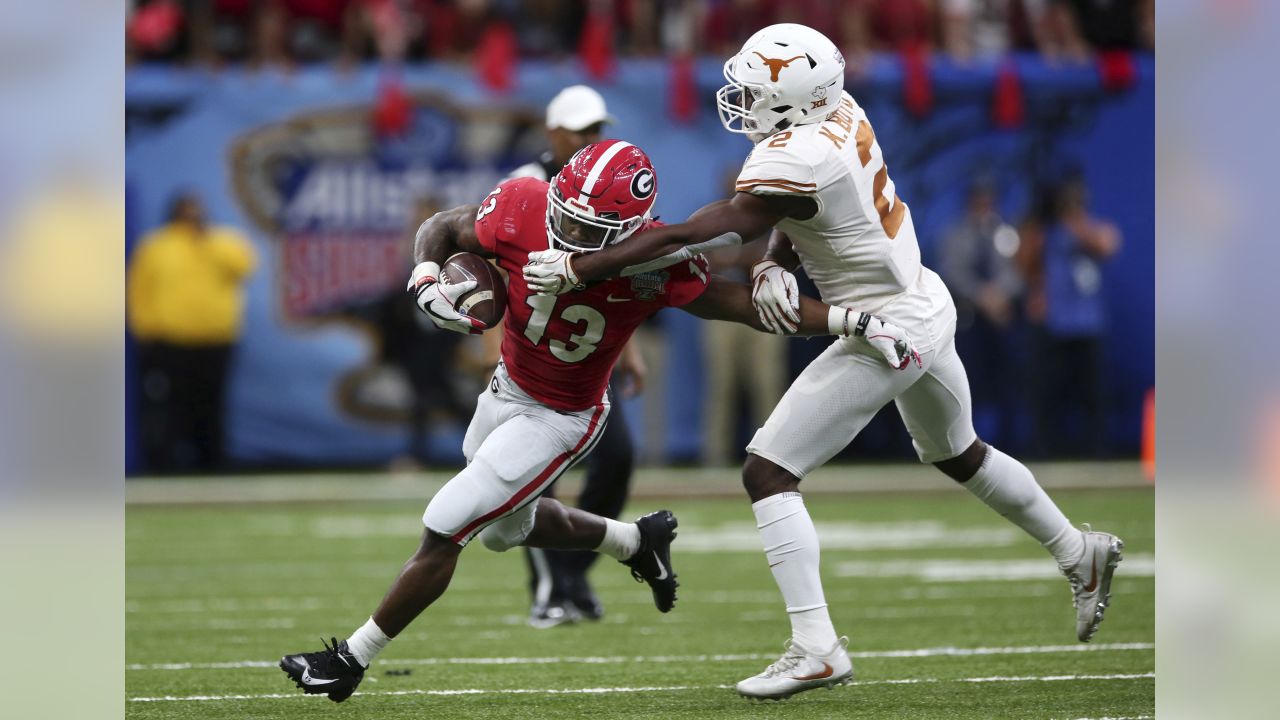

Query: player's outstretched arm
[681,276,839,337]
[524,192,815,294]
[587,193,803,280]
[682,277,924,370]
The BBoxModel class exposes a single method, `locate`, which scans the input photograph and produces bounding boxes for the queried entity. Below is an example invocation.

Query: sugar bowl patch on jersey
[630,270,668,301]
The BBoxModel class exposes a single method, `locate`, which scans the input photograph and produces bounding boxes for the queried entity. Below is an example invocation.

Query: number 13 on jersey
[523,295,606,363]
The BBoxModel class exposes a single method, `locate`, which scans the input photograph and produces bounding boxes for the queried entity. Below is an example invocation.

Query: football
[441,252,507,328]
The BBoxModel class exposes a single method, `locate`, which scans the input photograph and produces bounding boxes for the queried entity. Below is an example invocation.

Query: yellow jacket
[127,223,258,345]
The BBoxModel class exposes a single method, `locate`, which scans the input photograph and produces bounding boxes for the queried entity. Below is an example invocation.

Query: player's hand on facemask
[829,308,923,370]
[407,261,487,335]
[523,249,582,295]
[750,260,802,334]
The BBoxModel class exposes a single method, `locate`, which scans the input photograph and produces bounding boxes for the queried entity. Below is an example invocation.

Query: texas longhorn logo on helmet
[752,51,807,82]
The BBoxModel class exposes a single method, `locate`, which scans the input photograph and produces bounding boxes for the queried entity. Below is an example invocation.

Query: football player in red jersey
[280,140,882,702]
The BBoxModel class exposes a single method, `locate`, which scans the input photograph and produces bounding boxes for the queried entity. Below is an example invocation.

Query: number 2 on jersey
[523,295,606,363]
[853,120,906,239]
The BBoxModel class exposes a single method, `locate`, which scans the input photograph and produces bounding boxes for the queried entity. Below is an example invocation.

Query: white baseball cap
[545,85,615,131]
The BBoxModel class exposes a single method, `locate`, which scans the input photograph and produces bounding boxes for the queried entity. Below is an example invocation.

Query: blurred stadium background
[124,0,1153,475]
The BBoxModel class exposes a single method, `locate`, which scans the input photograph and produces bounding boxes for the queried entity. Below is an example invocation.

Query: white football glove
[407,261,486,335]
[751,260,802,335]
[828,307,923,370]
[523,249,583,296]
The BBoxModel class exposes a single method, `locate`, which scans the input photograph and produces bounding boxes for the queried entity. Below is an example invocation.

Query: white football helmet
[716,23,846,142]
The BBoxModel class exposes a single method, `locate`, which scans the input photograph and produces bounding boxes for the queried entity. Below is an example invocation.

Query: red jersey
[474,177,710,411]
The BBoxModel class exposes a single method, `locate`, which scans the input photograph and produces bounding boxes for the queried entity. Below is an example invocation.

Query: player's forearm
[412,205,481,265]
[762,230,801,272]
[573,221,741,283]
[685,277,839,337]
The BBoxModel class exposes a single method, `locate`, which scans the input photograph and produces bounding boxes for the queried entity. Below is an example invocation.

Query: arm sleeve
[735,145,819,197]
[663,254,712,308]
[216,230,258,279]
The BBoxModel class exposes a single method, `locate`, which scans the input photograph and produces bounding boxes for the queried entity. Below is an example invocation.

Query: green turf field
[126,477,1153,719]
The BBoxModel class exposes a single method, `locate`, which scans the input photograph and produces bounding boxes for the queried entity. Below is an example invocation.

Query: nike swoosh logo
[791,662,834,681]
[606,294,630,303]
[1083,557,1099,593]
[301,668,338,686]
[653,552,669,580]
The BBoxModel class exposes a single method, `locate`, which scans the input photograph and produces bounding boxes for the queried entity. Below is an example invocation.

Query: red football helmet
[546,139,657,252]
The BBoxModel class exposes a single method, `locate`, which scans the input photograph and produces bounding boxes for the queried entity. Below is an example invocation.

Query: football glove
[829,307,923,370]
[750,260,802,334]
[407,261,487,335]
[523,249,583,296]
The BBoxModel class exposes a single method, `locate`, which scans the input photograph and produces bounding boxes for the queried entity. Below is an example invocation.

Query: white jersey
[736,92,954,350]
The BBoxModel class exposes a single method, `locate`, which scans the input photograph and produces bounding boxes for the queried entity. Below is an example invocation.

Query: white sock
[596,518,641,561]
[345,617,391,667]
[962,445,1085,567]
[752,492,840,653]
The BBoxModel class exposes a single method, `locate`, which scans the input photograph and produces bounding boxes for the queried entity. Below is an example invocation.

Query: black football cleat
[621,510,679,612]
[280,637,367,703]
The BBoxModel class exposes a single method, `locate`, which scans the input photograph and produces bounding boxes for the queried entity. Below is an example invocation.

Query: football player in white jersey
[524,23,1124,700]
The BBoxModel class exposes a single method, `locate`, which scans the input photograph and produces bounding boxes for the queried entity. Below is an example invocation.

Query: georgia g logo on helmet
[630,168,655,200]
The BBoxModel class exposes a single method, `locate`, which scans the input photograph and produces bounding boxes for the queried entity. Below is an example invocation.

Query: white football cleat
[1063,524,1124,642]
[736,636,854,700]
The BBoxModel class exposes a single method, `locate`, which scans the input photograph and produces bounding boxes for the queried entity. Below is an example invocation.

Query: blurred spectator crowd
[127,0,1154,68]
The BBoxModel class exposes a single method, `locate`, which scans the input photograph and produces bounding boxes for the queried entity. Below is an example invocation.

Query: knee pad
[477,503,537,553]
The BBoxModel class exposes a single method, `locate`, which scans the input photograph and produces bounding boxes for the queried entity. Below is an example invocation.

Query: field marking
[128,673,1153,703]
[834,555,1155,582]
[128,685,698,702]
[126,584,1071,615]
[127,641,1153,671]
[1058,716,1153,720]
[851,672,1154,686]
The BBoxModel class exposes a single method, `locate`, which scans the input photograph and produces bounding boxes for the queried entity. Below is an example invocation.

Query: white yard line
[128,673,1153,703]
[1057,716,1153,720]
[127,641,1153,671]
[834,555,1155,582]
[852,673,1154,686]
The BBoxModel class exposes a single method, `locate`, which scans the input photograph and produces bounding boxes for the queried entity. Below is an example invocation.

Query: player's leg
[524,384,634,626]
[280,371,509,702]
[470,404,678,614]
[523,485,576,626]
[897,336,1123,641]
[557,384,635,618]
[737,338,923,699]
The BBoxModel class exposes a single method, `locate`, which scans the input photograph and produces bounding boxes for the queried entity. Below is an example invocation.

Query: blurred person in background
[939,0,1024,61]
[127,0,191,63]
[127,192,257,472]
[1019,171,1121,457]
[939,174,1023,449]
[256,0,364,68]
[506,84,647,628]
